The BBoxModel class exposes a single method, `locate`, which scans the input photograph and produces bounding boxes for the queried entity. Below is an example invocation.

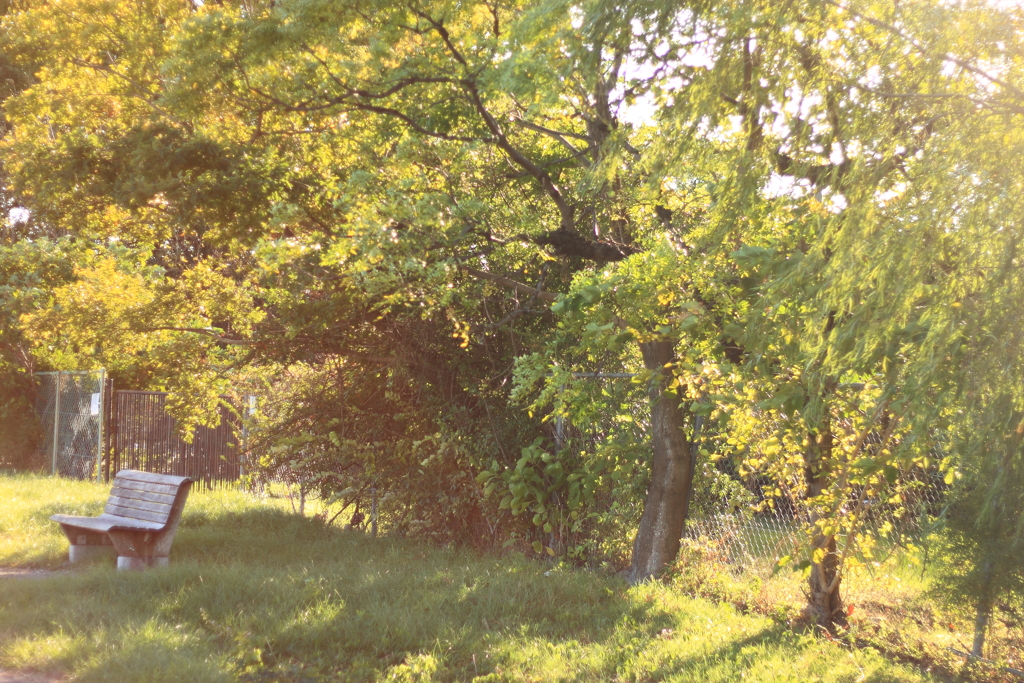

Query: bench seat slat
[115,470,191,487]
[109,486,177,505]
[50,513,164,533]
[103,503,170,524]
[111,479,182,496]
[105,496,173,516]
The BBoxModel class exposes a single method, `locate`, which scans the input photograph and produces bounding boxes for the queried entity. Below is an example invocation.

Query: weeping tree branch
[725,36,935,189]
[825,0,1024,103]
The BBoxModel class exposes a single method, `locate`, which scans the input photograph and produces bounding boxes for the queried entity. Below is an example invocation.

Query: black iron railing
[110,391,242,490]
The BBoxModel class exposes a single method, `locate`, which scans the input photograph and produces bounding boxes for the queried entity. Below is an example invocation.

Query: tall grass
[0,474,941,682]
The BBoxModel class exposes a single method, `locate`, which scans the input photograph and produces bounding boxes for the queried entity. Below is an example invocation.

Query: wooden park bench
[50,470,193,570]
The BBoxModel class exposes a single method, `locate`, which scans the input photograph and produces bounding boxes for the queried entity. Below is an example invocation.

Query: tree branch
[476,264,551,331]
[412,10,577,232]
[513,116,591,162]
[143,327,255,345]
[461,267,560,302]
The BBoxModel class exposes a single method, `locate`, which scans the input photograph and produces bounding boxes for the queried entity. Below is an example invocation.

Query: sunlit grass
[0,473,943,682]
[0,473,111,568]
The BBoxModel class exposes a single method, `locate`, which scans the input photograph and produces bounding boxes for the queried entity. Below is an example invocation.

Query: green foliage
[2,0,1024,624]
[478,434,644,562]
[0,238,83,466]
[244,333,543,547]
[929,417,1024,656]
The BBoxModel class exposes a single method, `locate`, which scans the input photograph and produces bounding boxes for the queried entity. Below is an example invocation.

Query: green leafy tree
[159,0,718,576]
[933,433,1024,660]
[4,0,1024,637]
[577,0,1024,627]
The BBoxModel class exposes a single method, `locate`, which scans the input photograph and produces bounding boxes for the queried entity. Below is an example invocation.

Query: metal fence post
[51,371,62,477]
[371,486,378,538]
[96,368,106,482]
[240,395,255,480]
[104,377,113,483]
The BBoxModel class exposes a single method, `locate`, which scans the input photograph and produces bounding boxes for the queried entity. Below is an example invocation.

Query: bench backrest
[105,470,193,528]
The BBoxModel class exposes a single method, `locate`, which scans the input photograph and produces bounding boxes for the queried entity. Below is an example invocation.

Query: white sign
[90,393,100,416]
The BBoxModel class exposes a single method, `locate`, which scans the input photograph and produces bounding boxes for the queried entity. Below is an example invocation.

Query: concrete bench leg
[108,528,178,571]
[117,556,169,571]
[70,544,117,563]
[63,529,116,564]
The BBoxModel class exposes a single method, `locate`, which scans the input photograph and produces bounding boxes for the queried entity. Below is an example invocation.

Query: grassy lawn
[0,473,945,682]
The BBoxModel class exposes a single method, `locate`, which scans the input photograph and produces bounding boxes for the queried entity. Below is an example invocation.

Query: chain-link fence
[682,462,948,574]
[33,370,106,481]
[550,373,950,576]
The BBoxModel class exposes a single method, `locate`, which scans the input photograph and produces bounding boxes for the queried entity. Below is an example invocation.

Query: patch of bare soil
[0,671,64,683]
[0,568,64,580]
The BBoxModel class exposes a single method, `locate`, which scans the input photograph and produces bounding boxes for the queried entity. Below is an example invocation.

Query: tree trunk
[804,424,846,632]
[972,558,995,658]
[629,339,695,583]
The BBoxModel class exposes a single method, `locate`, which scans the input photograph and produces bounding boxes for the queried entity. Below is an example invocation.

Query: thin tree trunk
[972,558,995,658]
[971,441,1016,660]
[629,339,695,583]
[804,423,846,631]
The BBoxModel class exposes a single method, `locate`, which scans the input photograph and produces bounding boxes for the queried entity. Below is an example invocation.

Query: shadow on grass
[641,625,786,680]
[4,505,672,681]
[652,621,933,683]
[2,504,937,683]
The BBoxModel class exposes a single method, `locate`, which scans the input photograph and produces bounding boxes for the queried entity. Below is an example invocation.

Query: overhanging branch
[143,327,255,345]
[461,267,560,302]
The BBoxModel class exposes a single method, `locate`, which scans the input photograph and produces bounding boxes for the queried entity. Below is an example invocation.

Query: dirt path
[0,568,68,580]
[0,671,63,683]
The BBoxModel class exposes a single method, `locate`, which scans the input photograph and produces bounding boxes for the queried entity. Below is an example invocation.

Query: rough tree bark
[972,557,995,658]
[629,339,695,583]
[804,421,847,631]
